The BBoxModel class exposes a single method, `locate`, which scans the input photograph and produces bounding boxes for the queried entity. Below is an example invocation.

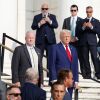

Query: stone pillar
[17,0,26,43]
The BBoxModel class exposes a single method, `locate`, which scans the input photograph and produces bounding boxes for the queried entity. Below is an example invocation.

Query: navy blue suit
[63,91,71,100]
[31,13,58,75]
[78,17,100,78]
[62,17,84,77]
[31,13,58,56]
[48,42,78,97]
[21,82,46,100]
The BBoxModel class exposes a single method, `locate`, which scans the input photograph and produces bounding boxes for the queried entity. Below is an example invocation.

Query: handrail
[1,33,100,100]
[0,42,49,73]
[0,43,13,53]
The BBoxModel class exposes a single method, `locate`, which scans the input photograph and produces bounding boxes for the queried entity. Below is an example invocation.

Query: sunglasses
[42,8,48,10]
[9,93,21,97]
[71,10,77,12]
[86,11,92,13]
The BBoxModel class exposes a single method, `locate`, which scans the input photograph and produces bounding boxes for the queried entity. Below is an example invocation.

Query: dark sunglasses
[42,8,48,10]
[86,11,92,13]
[9,93,21,97]
[71,10,77,12]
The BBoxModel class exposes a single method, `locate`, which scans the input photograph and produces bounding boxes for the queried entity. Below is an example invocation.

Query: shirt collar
[61,42,69,47]
[87,17,92,21]
[26,44,35,49]
[71,15,77,19]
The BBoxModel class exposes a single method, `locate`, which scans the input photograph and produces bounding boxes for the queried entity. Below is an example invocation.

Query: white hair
[25,30,36,37]
[25,68,39,84]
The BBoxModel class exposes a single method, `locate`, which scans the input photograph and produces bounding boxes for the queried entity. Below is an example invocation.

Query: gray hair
[60,29,71,37]
[25,30,36,38]
[25,68,39,83]
[60,29,71,35]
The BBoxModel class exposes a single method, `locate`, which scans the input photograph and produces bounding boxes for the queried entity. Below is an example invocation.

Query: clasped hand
[40,17,51,25]
[83,22,93,28]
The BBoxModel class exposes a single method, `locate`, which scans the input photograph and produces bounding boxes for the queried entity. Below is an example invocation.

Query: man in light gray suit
[11,31,43,87]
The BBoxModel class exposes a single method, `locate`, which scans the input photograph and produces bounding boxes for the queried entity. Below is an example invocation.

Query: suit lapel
[91,17,95,23]
[23,45,32,66]
[69,45,74,62]
[68,17,71,30]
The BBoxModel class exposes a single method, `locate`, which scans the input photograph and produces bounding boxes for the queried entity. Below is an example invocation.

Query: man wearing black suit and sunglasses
[62,5,84,79]
[31,3,58,74]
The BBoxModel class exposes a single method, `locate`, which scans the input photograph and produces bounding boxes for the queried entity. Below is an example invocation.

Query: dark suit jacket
[21,82,46,100]
[63,91,71,100]
[31,13,58,45]
[48,42,78,83]
[62,16,82,38]
[11,44,43,86]
[78,17,100,46]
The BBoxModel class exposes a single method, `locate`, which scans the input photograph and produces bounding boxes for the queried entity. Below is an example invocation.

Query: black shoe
[83,75,91,79]
[96,76,100,79]
[95,74,100,79]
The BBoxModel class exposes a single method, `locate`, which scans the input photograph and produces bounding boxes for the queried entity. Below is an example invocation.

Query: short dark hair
[70,4,78,11]
[57,69,72,83]
[6,85,20,95]
[86,6,93,10]
[51,81,65,91]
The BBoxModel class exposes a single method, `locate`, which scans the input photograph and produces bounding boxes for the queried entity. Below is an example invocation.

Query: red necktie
[66,45,72,62]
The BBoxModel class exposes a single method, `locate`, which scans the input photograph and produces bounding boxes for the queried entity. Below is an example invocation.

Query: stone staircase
[1,73,100,100]
[43,75,100,100]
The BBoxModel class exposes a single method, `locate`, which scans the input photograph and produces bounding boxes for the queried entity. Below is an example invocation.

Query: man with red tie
[48,29,78,98]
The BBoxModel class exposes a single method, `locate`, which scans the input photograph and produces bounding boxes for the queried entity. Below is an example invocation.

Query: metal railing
[0,33,48,74]
[0,33,100,100]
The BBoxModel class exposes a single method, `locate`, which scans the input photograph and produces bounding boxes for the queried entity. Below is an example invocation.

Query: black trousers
[81,44,100,77]
[70,42,85,76]
[36,37,55,76]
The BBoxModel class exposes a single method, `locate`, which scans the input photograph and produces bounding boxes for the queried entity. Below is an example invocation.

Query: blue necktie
[71,17,75,36]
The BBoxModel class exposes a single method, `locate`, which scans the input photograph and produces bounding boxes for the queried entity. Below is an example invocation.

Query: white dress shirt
[26,45,38,74]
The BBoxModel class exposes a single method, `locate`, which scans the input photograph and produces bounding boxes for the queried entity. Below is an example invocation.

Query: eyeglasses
[86,11,92,13]
[9,93,21,97]
[71,10,77,12]
[42,8,48,10]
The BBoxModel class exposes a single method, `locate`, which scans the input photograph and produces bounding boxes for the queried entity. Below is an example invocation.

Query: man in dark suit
[31,3,58,73]
[50,81,65,100]
[48,29,78,98]
[21,68,46,100]
[78,6,100,79]
[11,31,43,87]
[58,69,74,100]
[62,4,84,77]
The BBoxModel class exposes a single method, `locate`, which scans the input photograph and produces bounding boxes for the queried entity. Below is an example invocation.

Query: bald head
[60,30,71,45]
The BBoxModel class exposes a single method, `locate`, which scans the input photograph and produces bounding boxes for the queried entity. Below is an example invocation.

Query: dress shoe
[83,75,91,79]
[96,76,100,79]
